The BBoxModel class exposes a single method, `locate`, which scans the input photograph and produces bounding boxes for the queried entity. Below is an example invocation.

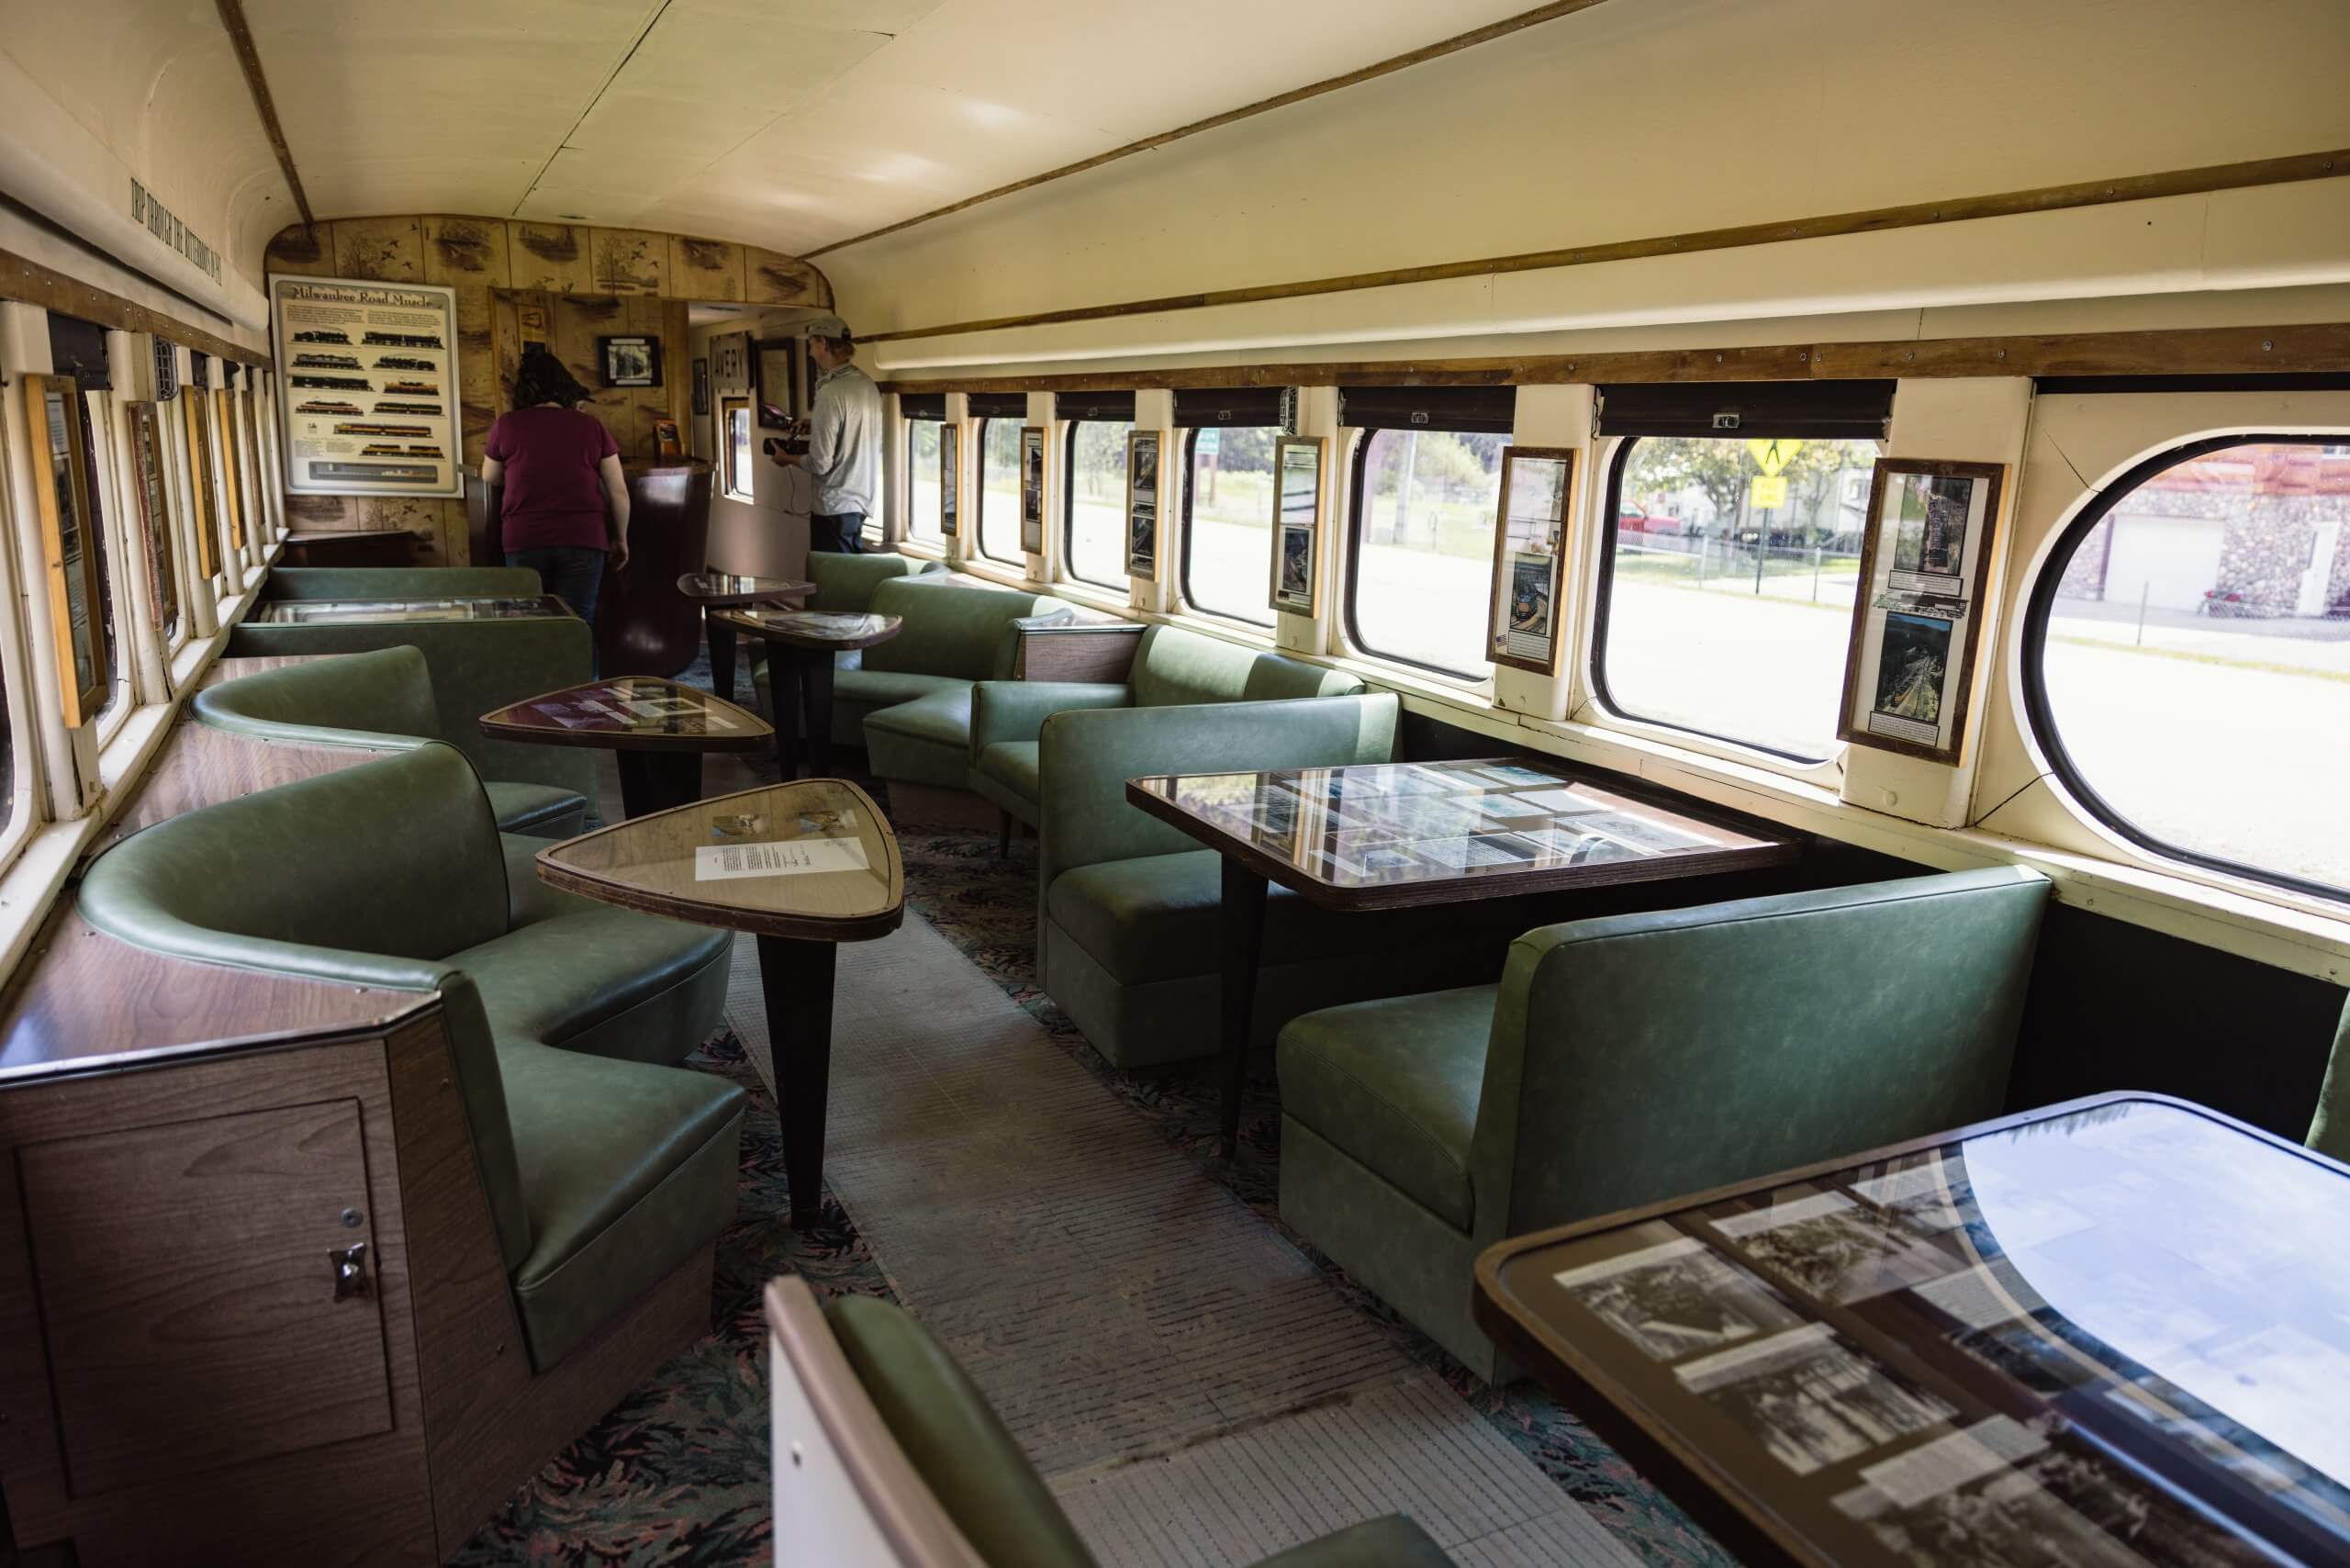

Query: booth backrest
[194,646,442,750]
[809,553,946,612]
[864,578,1074,683]
[2310,999,2350,1162]
[1128,624,1366,708]
[1474,867,2052,1243]
[262,566,544,601]
[74,745,532,1269]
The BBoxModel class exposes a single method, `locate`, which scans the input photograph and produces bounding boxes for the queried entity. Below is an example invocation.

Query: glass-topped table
[711,608,904,779]
[1126,757,1799,1156]
[479,676,773,819]
[1474,1093,2350,1568]
[537,779,904,1227]
[257,595,571,624]
[676,573,813,707]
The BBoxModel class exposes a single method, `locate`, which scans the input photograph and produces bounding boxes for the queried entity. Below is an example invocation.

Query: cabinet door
[19,1099,392,1495]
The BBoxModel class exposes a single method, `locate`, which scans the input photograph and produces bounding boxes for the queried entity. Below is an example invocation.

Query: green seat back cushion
[863,578,1064,681]
[2311,1000,2350,1161]
[194,644,442,747]
[824,1295,1097,1568]
[1130,624,1365,707]
[831,668,970,711]
[265,566,541,601]
[976,740,1040,802]
[482,778,589,836]
[1278,985,1499,1231]
[808,552,941,612]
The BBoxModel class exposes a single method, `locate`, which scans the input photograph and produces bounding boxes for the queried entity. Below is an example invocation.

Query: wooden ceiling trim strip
[859,149,2350,345]
[214,0,314,227]
[874,323,2350,395]
[0,247,266,366]
[803,0,1617,261]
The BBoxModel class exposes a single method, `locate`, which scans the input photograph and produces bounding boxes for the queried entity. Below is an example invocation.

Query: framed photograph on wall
[124,401,181,636]
[599,334,662,388]
[1126,430,1162,581]
[709,332,748,394]
[181,381,221,579]
[213,387,246,552]
[939,422,961,537]
[1019,425,1046,554]
[1484,446,1576,675]
[754,338,797,430]
[1268,435,1326,616]
[691,356,711,417]
[1837,458,2007,765]
[23,376,110,727]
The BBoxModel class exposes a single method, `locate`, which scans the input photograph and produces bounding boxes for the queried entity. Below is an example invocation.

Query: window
[978,417,1024,564]
[1064,419,1133,589]
[906,419,943,542]
[1348,427,1511,678]
[720,397,754,501]
[2025,436,2350,901]
[1181,426,1278,626]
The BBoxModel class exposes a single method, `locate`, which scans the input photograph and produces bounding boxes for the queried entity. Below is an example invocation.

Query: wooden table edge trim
[675,576,816,607]
[532,779,908,941]
[477,678,776,752]
[1120,778,1801,912]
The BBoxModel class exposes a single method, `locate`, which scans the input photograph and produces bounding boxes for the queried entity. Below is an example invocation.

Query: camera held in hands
[762,432,810,458]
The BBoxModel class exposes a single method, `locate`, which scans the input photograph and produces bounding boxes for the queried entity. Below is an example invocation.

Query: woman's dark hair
[513,347,590,409]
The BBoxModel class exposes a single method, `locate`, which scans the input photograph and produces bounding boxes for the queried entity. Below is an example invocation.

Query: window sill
[96,701,176,799]
[1049,580,1134,619]
[0,812,98,987]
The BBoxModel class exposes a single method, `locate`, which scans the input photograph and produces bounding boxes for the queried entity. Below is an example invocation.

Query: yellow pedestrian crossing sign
[1750,474,1787,509]
[1745,437,1804,476]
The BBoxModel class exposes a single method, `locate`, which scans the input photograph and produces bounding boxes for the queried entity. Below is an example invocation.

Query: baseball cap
[804,314,853,342]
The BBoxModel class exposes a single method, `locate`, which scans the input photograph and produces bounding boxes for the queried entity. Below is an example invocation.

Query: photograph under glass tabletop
[480,676,774,818]
[678,576,815,706]
[712,608,905,778]
[1476,1093,2350,1568]
[257,594,572,624]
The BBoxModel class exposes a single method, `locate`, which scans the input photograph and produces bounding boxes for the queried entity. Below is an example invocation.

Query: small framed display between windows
[1126,431,1162,582]
[124,402,182,640]
[214,388,246,553]
[1269,435,1326,617]
[1019,425,1046,556]
[1484,447,1576,675]
[939,422,960,538]
[23,375,110,727]
[181,386,221,580]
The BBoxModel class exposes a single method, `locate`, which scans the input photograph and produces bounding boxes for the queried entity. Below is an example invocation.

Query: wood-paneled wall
[488,290,690,465]
[264,216,830,563]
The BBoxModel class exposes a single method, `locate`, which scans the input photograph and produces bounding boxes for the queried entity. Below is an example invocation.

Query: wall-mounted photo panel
[180,382,220,579]
[1838,458,2007,765]
[939,422,961,537]
[23,376,110,727]
[124,402,182,638]
[599,335,662,388]
[1126,430,1162,581]
[271,274,462,498]
[753,338,795,429]
[691,357,711,417]
[1019,425,1046,554]
[1485,446,1576,675]
[1269,435,1326,616]
[709,332,749,395]
[213,387,246,552]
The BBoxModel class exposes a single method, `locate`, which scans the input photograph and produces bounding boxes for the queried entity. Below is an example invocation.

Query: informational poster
[1019,425,1046,554]
[1485,447,1576,675]
[1269,436,1325,616]
[270,274,462,498]
[1837,458,2006,764]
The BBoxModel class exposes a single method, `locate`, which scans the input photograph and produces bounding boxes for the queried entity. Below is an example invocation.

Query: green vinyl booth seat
[195,645,588,836]
[805,551,947,611]
[1277,866,2053,1378]
[969,622,1370,830]
[231,566,596,812]
[752,574,1073,790]
[76,743,741,1372]
[820,1291,1452,1567]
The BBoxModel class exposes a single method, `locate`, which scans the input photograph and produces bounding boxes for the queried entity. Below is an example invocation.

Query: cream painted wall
[691,316,815,579]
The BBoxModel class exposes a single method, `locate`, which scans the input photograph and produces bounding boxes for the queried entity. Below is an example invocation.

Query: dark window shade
[1172,387,1285,428]
[1595,380,1893,439]
[968,392,1027,419]
[1339,385,1516,433]
[1057,391,1135,421]
[900,393,946,420]
[48,315,112,391]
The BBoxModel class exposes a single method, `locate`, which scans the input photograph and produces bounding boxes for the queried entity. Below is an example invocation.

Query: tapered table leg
[615,750,653,821]
[708,612,738,702]
[767,640,802,778]
[1218,857,1269,1161]
[612,751,704,818]
[760,934,838,1229]
[802,651,837,777]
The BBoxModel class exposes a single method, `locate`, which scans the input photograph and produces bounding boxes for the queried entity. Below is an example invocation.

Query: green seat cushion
[500,1039,746,1370]
[975,741,1039,804]
[864,688,979,789]
[824,1295,1097,1568]
[1277,986,1497,1232]
[863,688,975,749]
[1045,850,1361,986]
[1255,1516,1453,1568]
[484,778,589,837]
[832,667,968,711]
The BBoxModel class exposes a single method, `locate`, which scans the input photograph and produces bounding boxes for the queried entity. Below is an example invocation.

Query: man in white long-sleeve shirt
[769,314,880,553]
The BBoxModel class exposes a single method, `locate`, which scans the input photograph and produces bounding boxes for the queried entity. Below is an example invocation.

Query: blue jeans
[810,513,865,554]
[509,544,607,627]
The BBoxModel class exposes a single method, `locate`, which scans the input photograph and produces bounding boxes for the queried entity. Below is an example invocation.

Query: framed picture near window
[599,335,662,388]
[939,422,961,537]
[1125,430,1162,581]
[754,339,797,430]
[125,401,182,637]
[709,332,748,394]
[691,356,711,417]
[181,383,221,579]
[1268,435,1325,617]
[1837,457,2007,765]
[1019,425,1046,554]
[1484,447,1576,675]
[213,387,246,552]
[23,376,109,727]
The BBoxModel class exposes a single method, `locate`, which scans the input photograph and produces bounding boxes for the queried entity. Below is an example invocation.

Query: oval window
[2025,436,2350,901]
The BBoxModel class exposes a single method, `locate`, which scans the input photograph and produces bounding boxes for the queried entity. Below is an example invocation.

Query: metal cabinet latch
[332,1241,370,1301]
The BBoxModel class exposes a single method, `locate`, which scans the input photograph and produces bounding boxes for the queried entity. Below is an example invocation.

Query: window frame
[1177,426,1277,631]
[1588,433,1852,767]
[975,416,1024,566]
[718,396,755,502]
[1340,423,1507,685]
[1060,418,1133,593]
[2019,430,2349,906]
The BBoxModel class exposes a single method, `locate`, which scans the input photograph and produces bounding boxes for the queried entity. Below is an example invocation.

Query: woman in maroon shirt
[482,350,631,626]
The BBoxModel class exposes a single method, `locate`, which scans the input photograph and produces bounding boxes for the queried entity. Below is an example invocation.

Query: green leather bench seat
[971,740,1038,815]
[862,688,979,789]
[824,1294,1451,1568]
[77,744,743,1373]
[196,645,590,836]
[1278,867,2053,1377]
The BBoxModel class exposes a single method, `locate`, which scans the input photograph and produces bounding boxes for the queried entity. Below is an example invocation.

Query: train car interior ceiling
[1,0,2347,1563]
